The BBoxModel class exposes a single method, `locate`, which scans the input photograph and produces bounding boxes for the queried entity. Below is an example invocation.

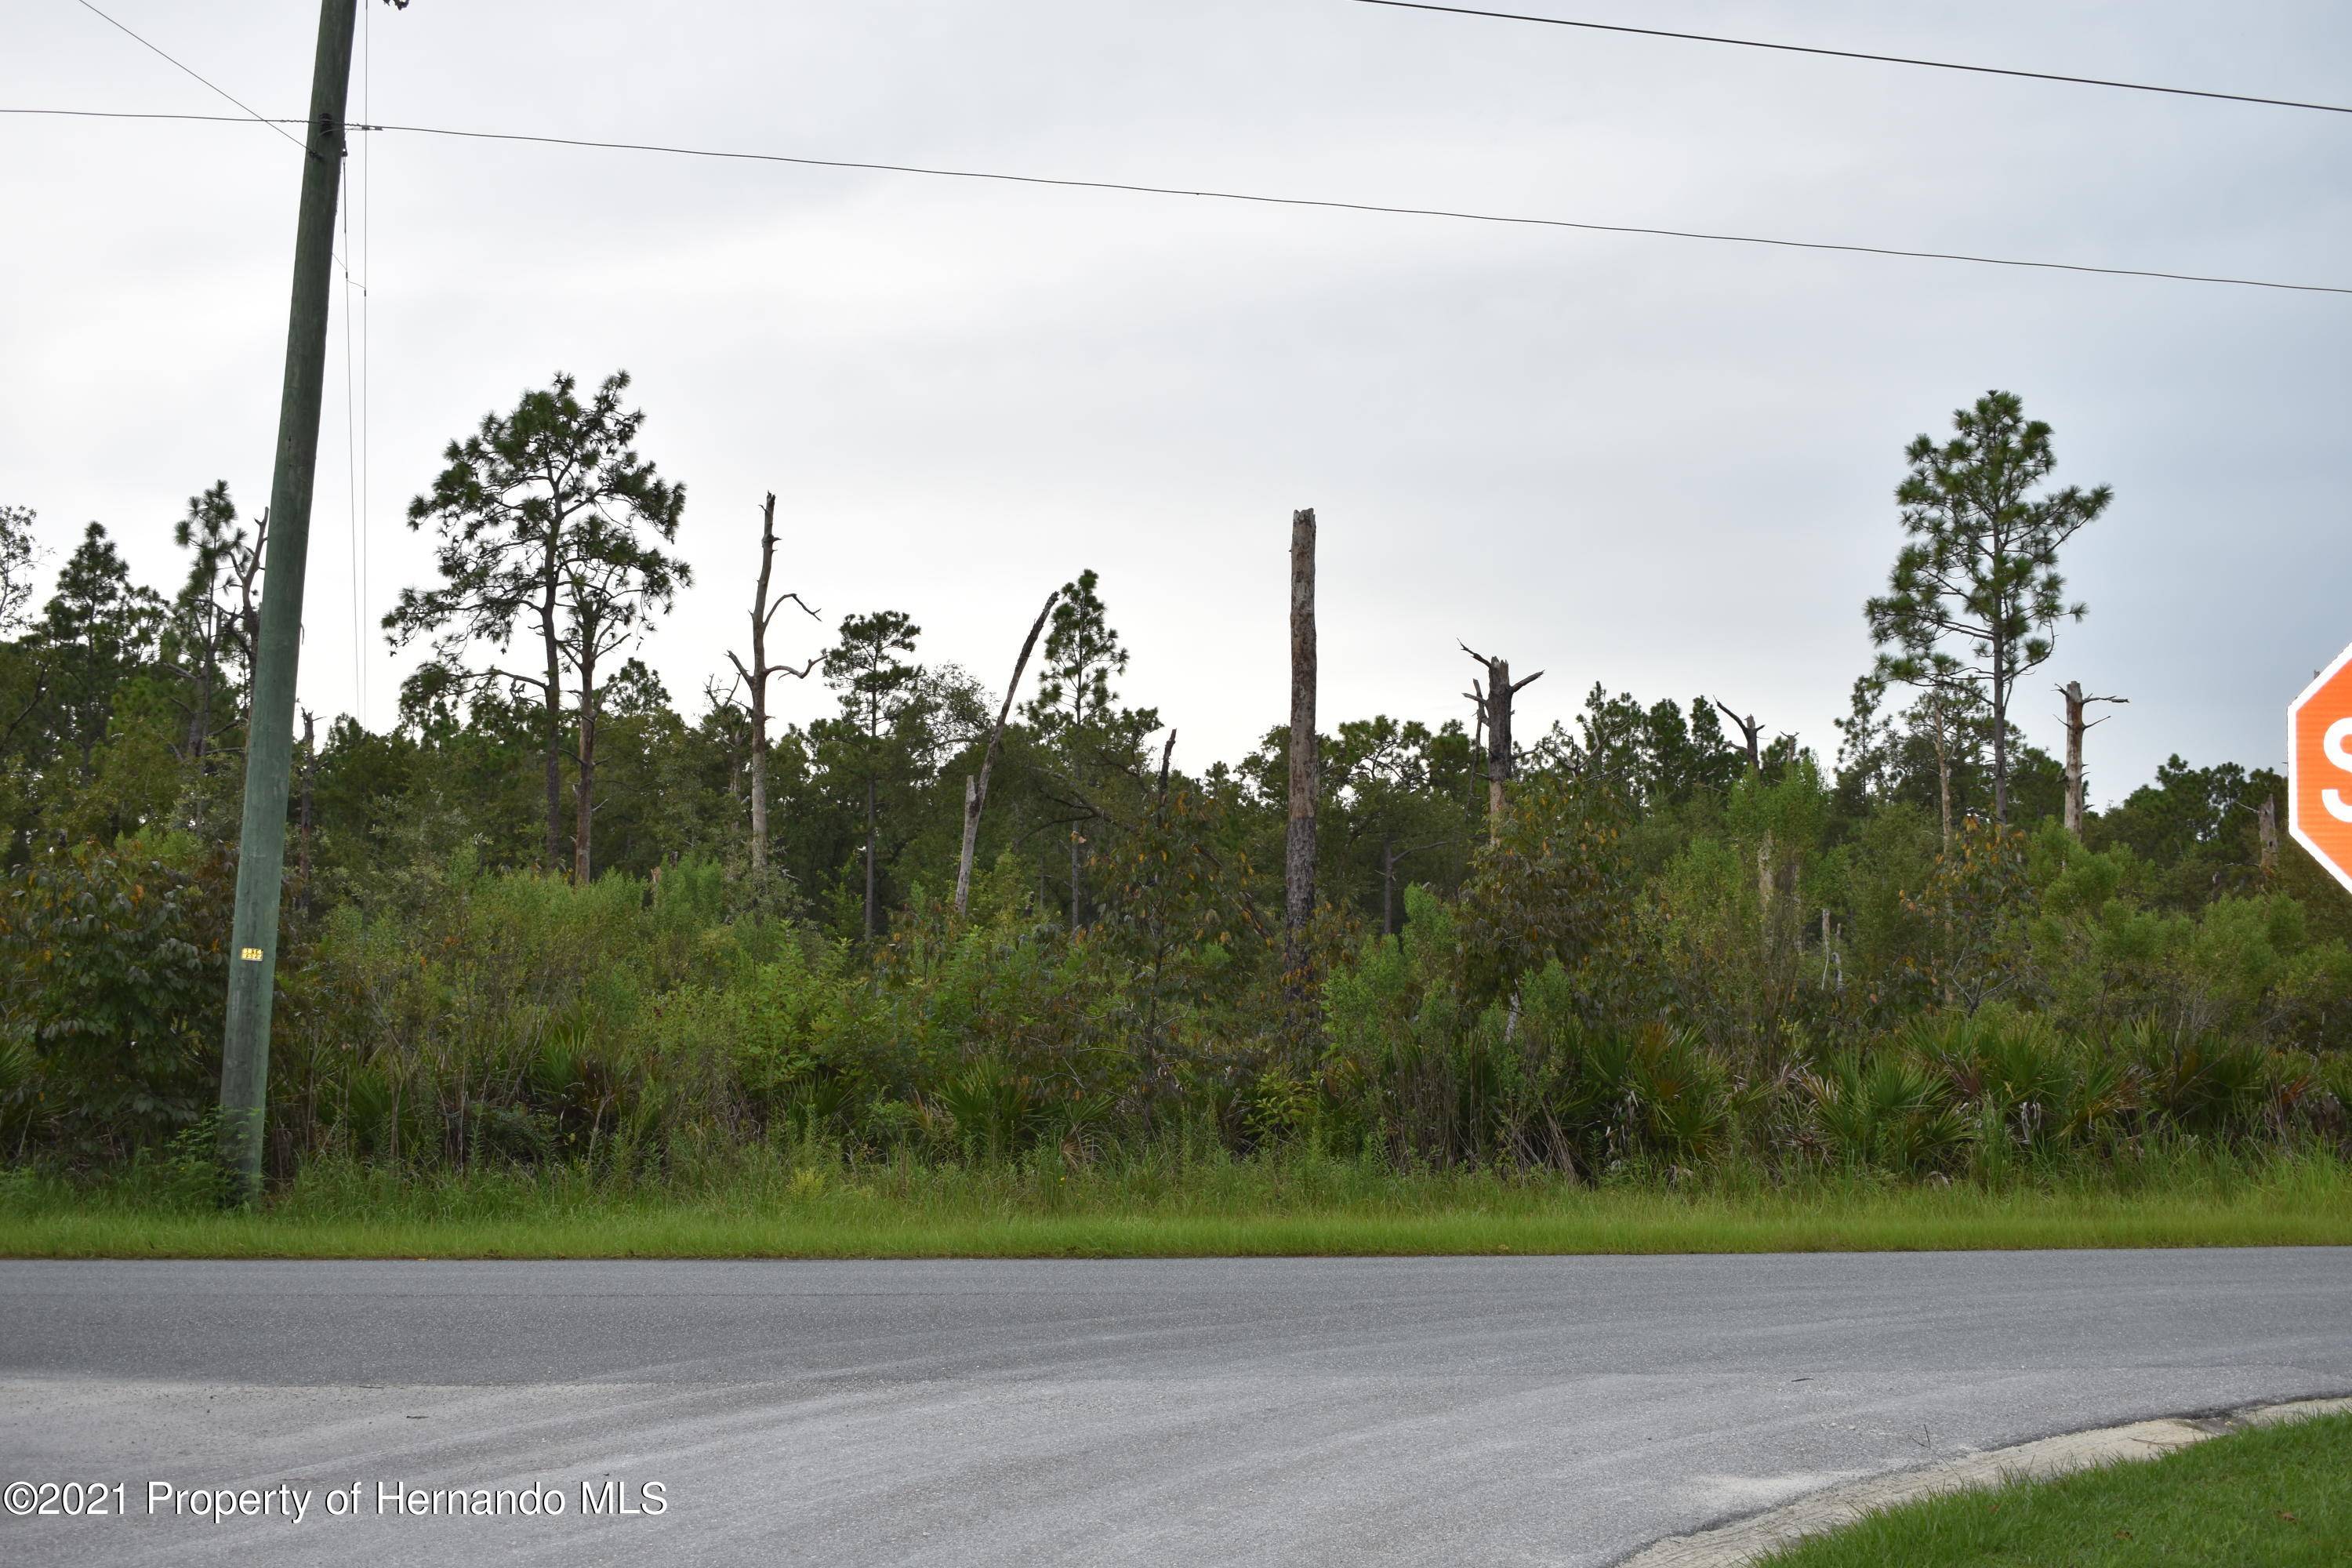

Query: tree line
[2,377,2343,1174]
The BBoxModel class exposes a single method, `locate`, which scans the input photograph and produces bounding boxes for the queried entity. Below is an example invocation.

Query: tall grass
[6,1139,2347,1258]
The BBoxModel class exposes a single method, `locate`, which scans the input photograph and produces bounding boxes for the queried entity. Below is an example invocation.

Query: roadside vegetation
[2,387,2348,1242]
[5,1142,2347,1258]
[1758,1411,2352,1568]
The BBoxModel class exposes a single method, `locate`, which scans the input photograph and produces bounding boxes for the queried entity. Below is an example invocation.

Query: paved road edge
[1615,1395,2352,1568]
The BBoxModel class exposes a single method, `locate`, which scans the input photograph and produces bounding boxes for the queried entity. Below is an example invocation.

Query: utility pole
[219,0,361,1202]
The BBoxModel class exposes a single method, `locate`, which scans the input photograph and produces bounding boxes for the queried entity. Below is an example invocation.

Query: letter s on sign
[2327,718,2352,823]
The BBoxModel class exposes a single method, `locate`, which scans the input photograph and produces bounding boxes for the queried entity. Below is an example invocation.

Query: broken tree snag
[233,506,267,733]
[1378,837,1456,937]
[1926,685,1955,853]
[1713,698,1764,777]
[2056,680,2127,838]
[1380,837,1396,934]
[2259,794,2281,880]
[1462,643,1544,842]
[955,586,1060,917]
[725,492,822,876]
[296,708,317,912]
[1285,509,1319,978]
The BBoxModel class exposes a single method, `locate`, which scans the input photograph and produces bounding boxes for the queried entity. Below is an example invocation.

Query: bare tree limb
[2057,681,2128,837]
[955,586,1061,916]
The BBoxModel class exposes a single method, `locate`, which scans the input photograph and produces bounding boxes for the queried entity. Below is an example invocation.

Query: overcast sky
[5,1,2350,803]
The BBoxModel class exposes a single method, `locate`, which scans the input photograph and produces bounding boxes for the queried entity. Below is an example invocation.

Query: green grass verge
[4,1146,2350,1258]
[1759,1411,2352,1566]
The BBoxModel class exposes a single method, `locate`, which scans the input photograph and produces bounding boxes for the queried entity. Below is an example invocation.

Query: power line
[358,118,2352,298]
[67,0,306,147]
[4,105,2347,296]
[48,23,361,280]
[62,0,379,724]
[1345,2,2352,116]
[0,107,288,125]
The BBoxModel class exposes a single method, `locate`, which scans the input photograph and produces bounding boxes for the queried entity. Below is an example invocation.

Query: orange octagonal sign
[2289,641,2352,895]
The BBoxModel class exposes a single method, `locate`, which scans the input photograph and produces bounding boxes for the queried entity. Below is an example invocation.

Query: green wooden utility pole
[220,0,361,1201]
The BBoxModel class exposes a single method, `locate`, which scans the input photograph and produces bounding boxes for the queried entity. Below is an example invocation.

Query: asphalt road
[2,1250,2348,1566]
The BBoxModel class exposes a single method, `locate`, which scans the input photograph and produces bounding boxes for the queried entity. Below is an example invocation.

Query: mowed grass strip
[4,1151,2349,1258]
[1759,1411,2352,1567]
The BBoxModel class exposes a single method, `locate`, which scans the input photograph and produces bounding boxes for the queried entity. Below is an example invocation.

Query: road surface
[3,1250,2348,1566]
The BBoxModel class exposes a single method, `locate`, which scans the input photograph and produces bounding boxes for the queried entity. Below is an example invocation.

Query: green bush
[0,841,230,1154]
[1801,1051,1969,1174]
[9,800,2348,1188]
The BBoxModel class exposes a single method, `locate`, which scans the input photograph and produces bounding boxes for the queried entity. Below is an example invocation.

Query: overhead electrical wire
[0,106,284,125]
[2,107,2345,297]
[1344,0,2352,116]
[63,0,377,718]
[49,20,354,278]
[67,0,305,147]
[329,118,2352,298]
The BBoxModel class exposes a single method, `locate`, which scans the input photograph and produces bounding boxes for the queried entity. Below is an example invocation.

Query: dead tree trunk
[1134,728,1183,1103]
[1381,837,1396,936]
[1713,698,1764,776]
[2057,681,2127,838]
[573,648,599,884]
[1929,686,1955,853]
[539,549,567,876]
[865,775,880,939]
[1379,838,1453,936]
[726,492,821,878]
[296,708,316,912]
[2259,794,2281,880]
[1463,643,1544,842]
[184,626,217,768]
[230,507,267,732]
[1285,509,1319,982]
[955,587,1059,917]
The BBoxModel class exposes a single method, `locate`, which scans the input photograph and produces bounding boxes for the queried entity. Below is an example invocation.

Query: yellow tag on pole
[240,947,265,962]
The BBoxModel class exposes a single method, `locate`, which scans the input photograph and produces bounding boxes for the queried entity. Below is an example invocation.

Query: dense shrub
[0,840,230,1154]
[8,771,2349,1185]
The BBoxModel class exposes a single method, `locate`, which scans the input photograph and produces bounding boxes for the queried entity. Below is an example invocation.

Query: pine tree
[1866,390,2111,822]
[387,370,687,878]
[817,611,924,938]
[1025,569,1157,927]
